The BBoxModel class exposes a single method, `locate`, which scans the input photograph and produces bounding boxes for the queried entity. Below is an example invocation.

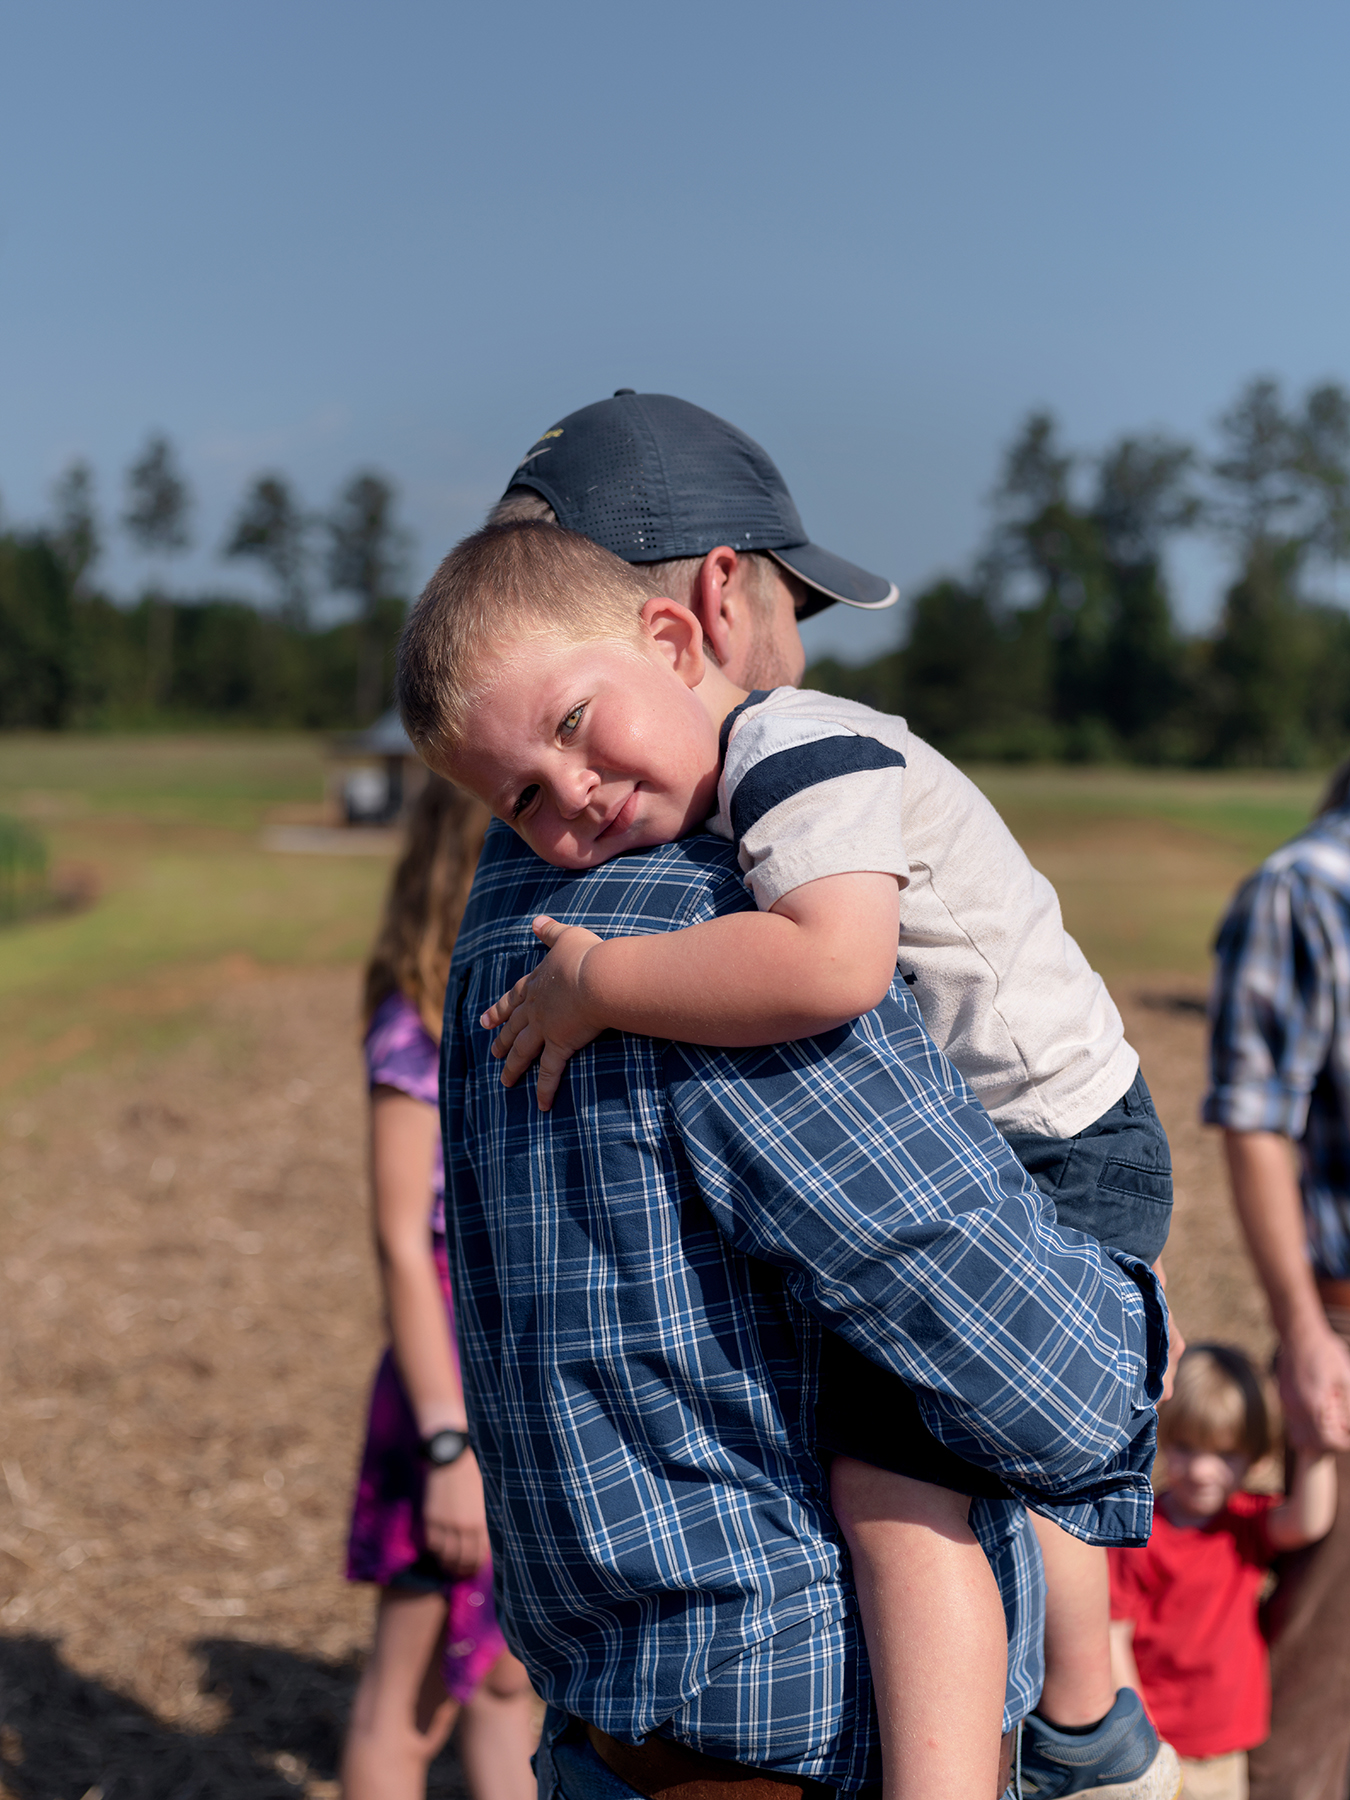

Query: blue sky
[3,0,1348,661]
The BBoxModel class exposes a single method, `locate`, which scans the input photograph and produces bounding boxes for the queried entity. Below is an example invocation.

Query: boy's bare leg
[1029,1515,1115,1727]
[830,1456,1006,1800]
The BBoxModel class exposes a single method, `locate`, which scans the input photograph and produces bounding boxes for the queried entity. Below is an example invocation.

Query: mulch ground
[0,966,1269,1799]
[0,969,402,1800]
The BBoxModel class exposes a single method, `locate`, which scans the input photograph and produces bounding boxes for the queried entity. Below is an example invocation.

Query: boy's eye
[560,704,585,736]
[512,784,540,820]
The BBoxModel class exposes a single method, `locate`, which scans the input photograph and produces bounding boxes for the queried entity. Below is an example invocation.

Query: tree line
[809,376,1350,765]
[4,377,1350,759]
[0,435,412,729]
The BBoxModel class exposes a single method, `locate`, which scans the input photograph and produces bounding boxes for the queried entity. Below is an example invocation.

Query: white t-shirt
[708,687,1137,1138]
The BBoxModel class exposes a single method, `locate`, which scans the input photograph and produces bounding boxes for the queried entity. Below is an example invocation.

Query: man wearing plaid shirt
[1205,775,1350,1800]
[442,820,1167,1800]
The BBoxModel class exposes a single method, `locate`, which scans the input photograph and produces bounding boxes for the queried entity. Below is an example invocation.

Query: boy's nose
[555,768,598,818]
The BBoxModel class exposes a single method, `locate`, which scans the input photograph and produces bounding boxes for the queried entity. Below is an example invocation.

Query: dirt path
[1118,983,1273,1362]
[0,966,1269,1798]
[0,968,394,1799]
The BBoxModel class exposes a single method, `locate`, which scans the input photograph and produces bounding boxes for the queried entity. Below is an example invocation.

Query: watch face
[424,1428,468,1466]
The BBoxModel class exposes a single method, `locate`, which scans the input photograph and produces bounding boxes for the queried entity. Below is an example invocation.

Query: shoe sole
[1068,1741,1183,1800]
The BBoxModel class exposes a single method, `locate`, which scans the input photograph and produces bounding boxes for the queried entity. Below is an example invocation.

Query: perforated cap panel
[507,393,805,561]
[503,392,898,613]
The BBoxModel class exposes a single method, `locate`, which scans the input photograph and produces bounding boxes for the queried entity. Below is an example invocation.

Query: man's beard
[738,609,799,690]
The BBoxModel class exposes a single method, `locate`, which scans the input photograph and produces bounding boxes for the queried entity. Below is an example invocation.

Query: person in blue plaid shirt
[1205,764,1350,1800]
[435,808,1167,1800]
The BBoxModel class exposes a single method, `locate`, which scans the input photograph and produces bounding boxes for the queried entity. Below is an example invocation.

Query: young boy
[1109,1345,1335,1800]
[398,518,1177,1800]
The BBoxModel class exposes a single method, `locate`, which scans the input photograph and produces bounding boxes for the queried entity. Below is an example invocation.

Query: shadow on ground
[1136,989,1209,1018]
[0,1636,466,1799]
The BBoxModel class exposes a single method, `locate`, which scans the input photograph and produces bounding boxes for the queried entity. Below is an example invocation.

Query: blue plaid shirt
[1205,805,1350,1278]
[443,824,1166,1789]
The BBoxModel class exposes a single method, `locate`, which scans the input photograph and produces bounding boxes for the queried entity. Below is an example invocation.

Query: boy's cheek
[517,821,593,871]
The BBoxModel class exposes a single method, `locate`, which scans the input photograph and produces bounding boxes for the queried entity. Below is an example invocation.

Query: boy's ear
[640,597,707,688]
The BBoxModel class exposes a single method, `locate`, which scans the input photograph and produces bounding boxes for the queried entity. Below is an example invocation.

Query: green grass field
[971,765,1325,981]
[0,734,394,1096]
[0,734,1333,1099]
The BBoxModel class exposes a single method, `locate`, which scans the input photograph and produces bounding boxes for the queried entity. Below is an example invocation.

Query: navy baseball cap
[501,391,899,621]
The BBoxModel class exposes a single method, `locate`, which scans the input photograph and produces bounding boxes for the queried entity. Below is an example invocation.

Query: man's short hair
[487,486,804,621]
[486,487,556,527]
[1157,1342,1272,1462]
[396,519,655,761]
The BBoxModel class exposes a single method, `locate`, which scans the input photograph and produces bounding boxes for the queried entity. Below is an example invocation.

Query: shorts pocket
[1090,1158,1173,1263]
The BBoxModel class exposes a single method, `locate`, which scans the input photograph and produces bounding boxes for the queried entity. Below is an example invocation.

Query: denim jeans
[534,1711,645,1800]
[1002,1070,1173,1264]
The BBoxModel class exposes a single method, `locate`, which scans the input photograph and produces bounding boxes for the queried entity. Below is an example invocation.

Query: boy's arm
[484,870,902,1109]
[1266,1446,1339,1551]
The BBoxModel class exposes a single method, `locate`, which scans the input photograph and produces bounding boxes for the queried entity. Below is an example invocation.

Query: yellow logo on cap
[540,429,563,441]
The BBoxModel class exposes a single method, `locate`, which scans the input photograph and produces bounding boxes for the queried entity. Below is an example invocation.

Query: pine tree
[123,434,193,708]
[225,474,311,628]
[326,472,410,722]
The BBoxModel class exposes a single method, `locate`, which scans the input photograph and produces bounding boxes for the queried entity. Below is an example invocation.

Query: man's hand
[1224,1128,1350,1453]
[481,915,606,1110]
[422,1450,491,1576]
[1278,1318,1350,1453]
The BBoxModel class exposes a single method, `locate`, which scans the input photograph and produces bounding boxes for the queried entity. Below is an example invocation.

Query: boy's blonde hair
[397,520,657,762]
[488,485,804,623]
[1158,1342,1272,1462]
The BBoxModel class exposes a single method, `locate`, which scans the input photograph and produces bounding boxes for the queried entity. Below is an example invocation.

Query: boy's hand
[480,915,605,1110]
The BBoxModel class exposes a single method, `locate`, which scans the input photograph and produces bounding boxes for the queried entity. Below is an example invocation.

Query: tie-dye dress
[345,989,506,1701]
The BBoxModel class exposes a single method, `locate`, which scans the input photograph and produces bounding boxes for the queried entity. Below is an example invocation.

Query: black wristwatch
[420,1427,471,1467]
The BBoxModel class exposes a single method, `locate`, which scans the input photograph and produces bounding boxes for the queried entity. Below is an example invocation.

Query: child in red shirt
[1109,1344,1336,1800]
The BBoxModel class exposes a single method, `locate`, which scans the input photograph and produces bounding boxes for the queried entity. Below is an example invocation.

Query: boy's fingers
[481,976,528,1029]
[532,915,569,948]
[500,1024,546,1085]
[489,1007,529,1059]
[535,1044,572,1112]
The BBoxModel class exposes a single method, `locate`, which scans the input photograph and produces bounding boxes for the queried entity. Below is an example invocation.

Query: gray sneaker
[1017,1689,1182,1798]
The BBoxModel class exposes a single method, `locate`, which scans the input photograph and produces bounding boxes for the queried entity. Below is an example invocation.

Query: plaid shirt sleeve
[665,1007,1166,1549]
[1205,852,1343,1138]
[1204,820,1350,1275]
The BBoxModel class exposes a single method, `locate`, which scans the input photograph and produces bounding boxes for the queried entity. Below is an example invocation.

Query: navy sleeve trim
[729,736,906,847]
[719,690,777,768]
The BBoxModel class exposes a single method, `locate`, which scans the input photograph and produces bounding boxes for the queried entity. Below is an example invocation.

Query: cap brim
[768,545,900,620]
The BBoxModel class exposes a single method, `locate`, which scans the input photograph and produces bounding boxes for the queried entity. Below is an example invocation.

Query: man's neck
[694,662,751,744]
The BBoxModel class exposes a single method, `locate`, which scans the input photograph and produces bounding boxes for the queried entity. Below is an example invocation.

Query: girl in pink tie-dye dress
[341,779,536,1800]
